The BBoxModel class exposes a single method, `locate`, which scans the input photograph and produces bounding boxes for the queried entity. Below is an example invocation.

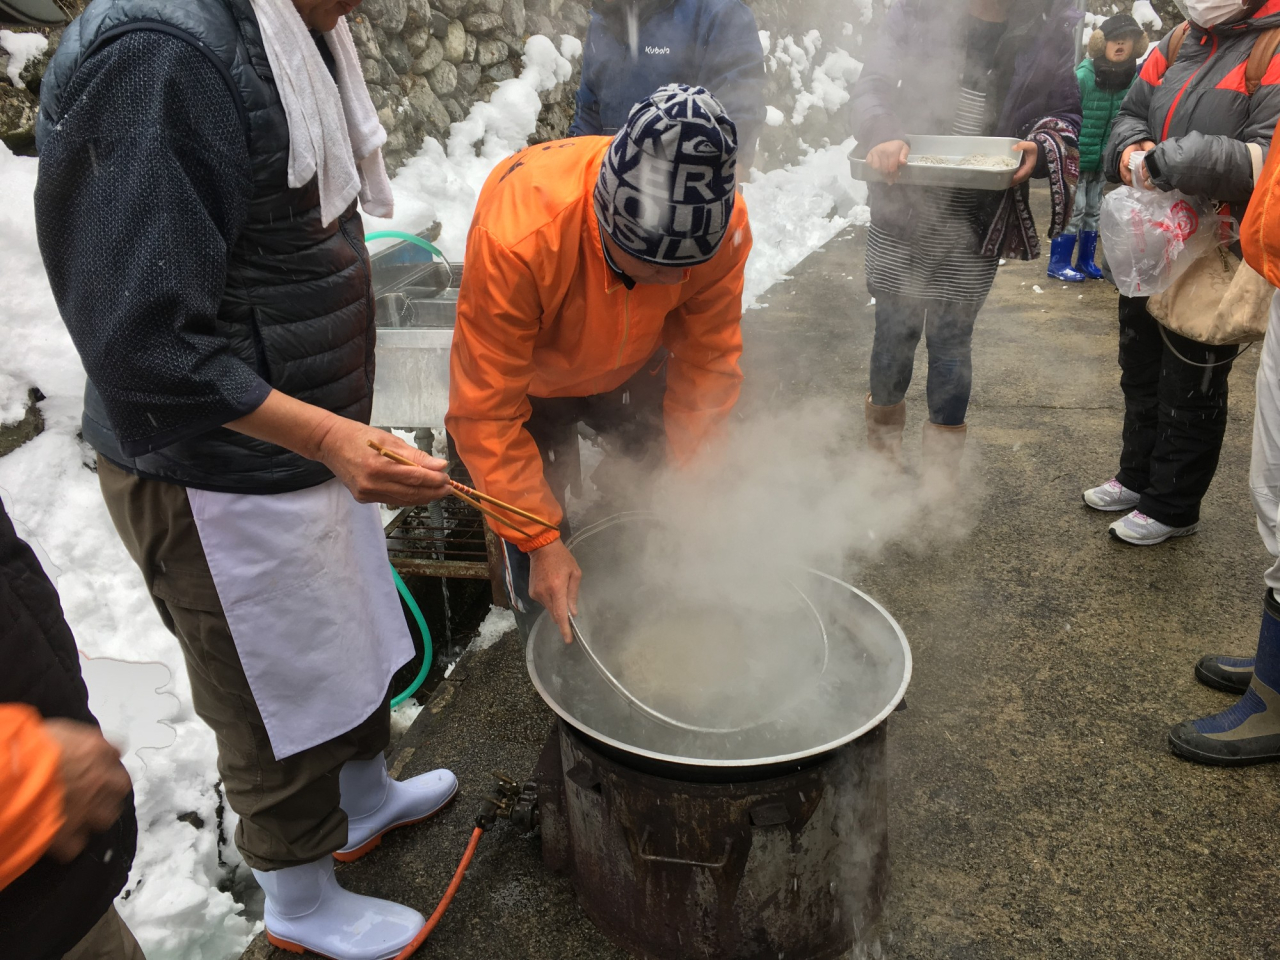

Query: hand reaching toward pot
[530,539,582,644]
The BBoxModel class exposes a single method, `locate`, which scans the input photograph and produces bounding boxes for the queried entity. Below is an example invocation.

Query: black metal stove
[524,719,889,960]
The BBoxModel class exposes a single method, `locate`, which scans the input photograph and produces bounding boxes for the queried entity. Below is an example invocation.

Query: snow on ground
[743,139,869,306]
[0,26,868,960]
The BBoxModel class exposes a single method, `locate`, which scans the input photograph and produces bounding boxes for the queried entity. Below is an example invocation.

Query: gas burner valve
[476,771,540,833]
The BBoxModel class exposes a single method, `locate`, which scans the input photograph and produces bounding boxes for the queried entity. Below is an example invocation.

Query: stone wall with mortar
[1,0,877,165]
[350,0,590,172]
[353,0,888,173]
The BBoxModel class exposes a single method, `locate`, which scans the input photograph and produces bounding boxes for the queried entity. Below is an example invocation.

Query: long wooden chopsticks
[366,440,560,537]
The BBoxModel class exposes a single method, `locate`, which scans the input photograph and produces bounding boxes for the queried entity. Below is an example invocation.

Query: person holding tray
[847,0,1081,488]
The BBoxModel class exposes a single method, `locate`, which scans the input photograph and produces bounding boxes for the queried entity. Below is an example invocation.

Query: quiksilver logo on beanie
[594,84,739,267]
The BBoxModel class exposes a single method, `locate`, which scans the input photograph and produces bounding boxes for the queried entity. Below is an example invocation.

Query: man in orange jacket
[447,84,751,642]
[1,501,139,958]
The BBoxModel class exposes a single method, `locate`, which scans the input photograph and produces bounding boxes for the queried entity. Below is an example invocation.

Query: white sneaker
[1082,478,1140,512]
[254,858,425,960]
[336,755,458,862]
[1109,510,1198,545]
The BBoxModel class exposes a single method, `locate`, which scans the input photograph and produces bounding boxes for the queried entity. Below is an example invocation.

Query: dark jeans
[504,351,668,634]
[1115,296,1238,527]
[869,292,984,426]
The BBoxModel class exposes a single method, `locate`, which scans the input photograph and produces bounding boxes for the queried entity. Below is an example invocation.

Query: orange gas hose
[397,827,485,959]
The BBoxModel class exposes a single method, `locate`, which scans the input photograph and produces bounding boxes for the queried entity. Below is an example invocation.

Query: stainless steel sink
[368,233,458,430]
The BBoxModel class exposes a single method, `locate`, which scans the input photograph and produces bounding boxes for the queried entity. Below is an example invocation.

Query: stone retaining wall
[2,0,881,168]
[351,0,591,171]
[354,0,891,173]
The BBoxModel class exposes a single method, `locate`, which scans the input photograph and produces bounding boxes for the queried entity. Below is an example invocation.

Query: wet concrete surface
[242,188,1280,960]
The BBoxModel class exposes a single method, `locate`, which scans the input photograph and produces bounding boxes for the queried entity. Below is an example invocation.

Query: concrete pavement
[242,193,1280,960]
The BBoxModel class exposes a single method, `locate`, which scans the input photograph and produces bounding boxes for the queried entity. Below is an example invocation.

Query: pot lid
[526,514,912,768]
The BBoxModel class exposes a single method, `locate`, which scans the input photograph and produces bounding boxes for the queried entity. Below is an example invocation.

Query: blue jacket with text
[568,0,766,169]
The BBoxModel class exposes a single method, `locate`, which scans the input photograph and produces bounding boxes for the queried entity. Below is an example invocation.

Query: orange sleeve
[661,203,751,465]
[446,225,565,553]
[1242,114,1280,286]
[0,704,65,891]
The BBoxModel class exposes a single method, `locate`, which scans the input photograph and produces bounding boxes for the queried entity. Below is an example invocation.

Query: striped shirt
[865,83,1000,304]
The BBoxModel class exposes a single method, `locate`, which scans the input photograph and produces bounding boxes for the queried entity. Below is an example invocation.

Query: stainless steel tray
[850,135,1022,191]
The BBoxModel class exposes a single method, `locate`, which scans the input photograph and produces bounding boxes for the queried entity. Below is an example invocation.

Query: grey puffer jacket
[1105,5,1280,209]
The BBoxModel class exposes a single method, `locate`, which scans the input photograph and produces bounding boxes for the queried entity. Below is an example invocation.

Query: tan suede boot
[921,421,967,497]
[865,395,907,468]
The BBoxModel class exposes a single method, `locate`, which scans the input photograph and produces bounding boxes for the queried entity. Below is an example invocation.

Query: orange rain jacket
[446,136,752,552]
[0,703,64,891]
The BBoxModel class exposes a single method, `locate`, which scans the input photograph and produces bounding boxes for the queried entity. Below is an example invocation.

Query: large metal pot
[525,514,911,959]
[526,513,912,769]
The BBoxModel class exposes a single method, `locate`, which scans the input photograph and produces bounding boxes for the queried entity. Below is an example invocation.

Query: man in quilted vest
[35,0,462,956]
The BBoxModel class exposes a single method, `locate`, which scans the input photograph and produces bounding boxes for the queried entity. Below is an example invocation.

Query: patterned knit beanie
[594,84,739,267]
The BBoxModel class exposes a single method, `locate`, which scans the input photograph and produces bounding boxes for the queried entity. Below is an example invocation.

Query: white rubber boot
[335,755,458,862]
[253,858,425,960]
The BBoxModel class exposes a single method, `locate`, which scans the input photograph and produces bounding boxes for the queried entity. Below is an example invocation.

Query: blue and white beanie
[594,84,739,267]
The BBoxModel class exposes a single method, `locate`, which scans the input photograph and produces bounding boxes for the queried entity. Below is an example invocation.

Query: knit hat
[1100,13,1144,40]
[594,84,739,267]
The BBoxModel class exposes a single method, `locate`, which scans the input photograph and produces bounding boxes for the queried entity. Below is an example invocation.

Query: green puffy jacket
[1077,58,1134,173]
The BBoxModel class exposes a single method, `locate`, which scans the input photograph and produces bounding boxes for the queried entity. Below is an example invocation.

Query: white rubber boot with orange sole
[335,755,458,863]
[253,858,427,960]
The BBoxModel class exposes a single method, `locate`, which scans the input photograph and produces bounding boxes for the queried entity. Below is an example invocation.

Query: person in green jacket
[1049,14,1148,281]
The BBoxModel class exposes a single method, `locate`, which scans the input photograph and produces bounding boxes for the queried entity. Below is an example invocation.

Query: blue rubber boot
[1047,235,1086,282]
[1075,231,1104,280]
[1195,654,1254,694]
[1169,591,1280,766]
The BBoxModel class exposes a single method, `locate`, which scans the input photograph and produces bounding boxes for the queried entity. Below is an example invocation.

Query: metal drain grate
[385,495,507,604]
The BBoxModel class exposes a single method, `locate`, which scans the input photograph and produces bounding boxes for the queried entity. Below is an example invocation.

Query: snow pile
[470,606,518,653]
[0,147,261,960]
[791,49,863,126]
[741,137,869,306]
[1132,1,1163,33]
[761,30,864,133]
[362,34,579,257]
[0,21,870,960]
[390,698,425,738]
[0,29,48,89]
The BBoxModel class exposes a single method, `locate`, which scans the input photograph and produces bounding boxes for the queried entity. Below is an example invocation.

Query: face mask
[1183,0,1248,27]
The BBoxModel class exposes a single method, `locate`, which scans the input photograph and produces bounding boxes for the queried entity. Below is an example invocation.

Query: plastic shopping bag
[1099,184,1229,298]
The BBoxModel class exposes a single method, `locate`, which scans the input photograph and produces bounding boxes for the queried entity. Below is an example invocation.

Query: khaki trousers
[62,907,145,960]
[97,457,390,870]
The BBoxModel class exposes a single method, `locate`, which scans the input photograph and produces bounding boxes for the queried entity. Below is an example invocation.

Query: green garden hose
[364,230,446,260]
[369,225,443,708]
[391,563,433,707]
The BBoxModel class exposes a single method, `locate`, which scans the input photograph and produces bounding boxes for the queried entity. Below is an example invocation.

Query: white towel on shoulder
[249,0,394,225]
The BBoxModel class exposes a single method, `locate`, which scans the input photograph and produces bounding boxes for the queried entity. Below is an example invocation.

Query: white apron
[187,479,413,760]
